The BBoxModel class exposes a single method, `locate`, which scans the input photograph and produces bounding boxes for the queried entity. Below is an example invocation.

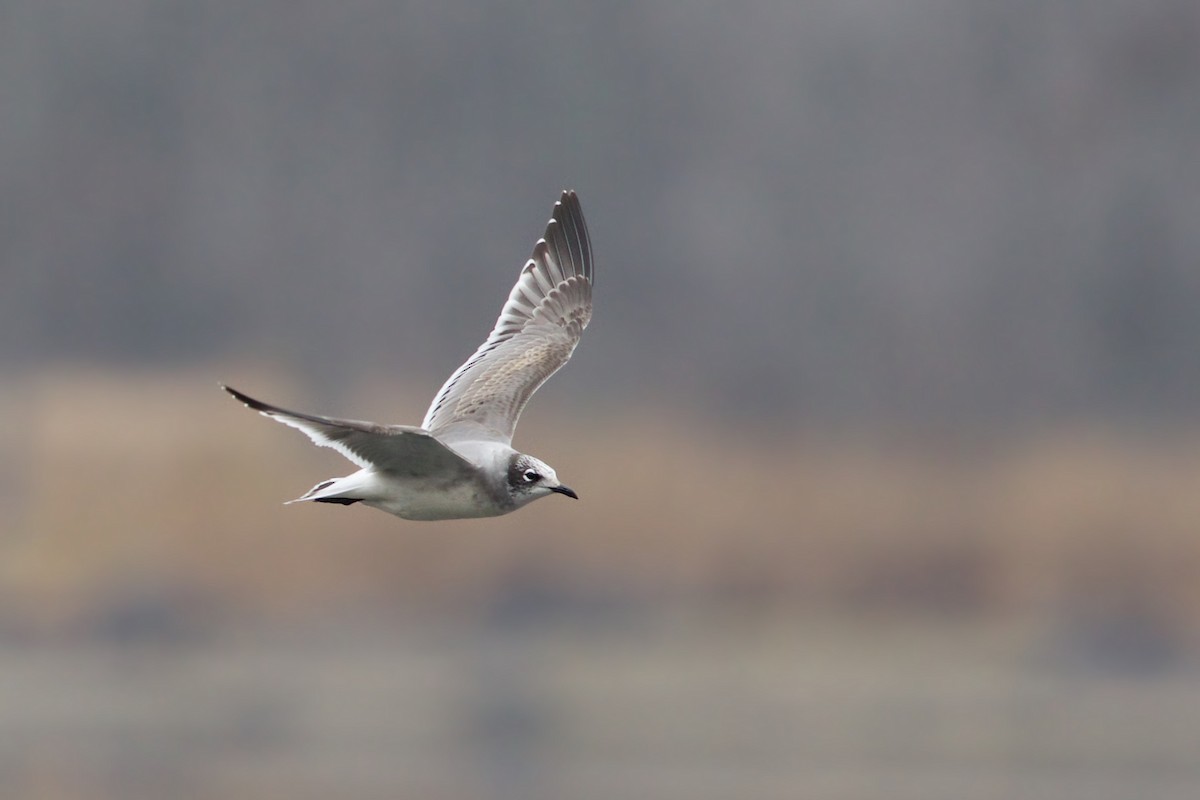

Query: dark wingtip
[547,189,592,286]
[221,383,270,413]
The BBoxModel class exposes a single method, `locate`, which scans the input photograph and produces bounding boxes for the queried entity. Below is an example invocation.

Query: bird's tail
[287,474,365,506]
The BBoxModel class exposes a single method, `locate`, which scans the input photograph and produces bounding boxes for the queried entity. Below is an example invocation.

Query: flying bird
[223,190,593,520]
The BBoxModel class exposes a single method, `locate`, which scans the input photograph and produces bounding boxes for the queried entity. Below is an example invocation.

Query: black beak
[550,484,579,500]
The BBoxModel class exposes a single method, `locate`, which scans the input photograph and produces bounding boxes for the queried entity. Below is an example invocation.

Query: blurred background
[3,1,1200,797]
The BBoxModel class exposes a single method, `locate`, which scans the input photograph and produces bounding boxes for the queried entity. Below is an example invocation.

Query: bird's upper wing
[421,190,593,445]
[223,385,477,478]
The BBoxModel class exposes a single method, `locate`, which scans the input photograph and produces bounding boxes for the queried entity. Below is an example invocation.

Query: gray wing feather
[421,190,593,444]
[223,385,476,478]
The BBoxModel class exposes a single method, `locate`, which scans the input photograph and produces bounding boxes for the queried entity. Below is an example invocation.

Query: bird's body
[223,190,592,521]
[307,453,504,521]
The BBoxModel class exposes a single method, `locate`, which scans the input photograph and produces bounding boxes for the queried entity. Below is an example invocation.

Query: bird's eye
[523,469,541,482]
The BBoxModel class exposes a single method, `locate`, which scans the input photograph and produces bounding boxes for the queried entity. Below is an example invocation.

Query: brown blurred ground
[2,366,1200,799]
[5,366,1200,636]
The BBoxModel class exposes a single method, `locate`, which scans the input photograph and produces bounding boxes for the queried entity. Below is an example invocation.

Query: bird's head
[506,453,578,507]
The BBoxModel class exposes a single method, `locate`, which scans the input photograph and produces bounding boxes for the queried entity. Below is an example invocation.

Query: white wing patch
[250,407,374,468]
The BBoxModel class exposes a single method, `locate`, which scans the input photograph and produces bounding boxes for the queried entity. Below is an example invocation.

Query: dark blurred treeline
[3,0,1199,424]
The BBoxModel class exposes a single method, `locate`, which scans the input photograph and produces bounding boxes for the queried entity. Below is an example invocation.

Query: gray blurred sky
[3,0,1199,424]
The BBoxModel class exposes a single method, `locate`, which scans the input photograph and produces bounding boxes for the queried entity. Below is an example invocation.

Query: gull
[222,190,592,520]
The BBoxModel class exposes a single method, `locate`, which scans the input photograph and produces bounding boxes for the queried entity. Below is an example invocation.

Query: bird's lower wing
[222,384,476,478]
